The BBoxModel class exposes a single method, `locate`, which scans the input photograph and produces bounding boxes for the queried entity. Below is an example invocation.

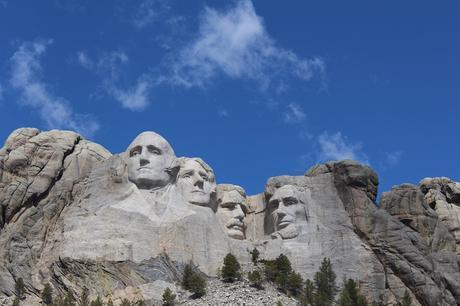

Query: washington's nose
[139,149,150,166]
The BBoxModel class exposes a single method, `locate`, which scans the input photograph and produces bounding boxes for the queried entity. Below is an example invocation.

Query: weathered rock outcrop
[0,130,458,305]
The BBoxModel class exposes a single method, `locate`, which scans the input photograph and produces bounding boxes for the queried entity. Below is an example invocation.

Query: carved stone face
[176,158,216,206]
[126,132,175,190]
[269,185,305,239]
[216,185,247,240]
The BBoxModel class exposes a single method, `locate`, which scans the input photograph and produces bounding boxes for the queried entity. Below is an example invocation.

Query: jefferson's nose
[193,174,204,189]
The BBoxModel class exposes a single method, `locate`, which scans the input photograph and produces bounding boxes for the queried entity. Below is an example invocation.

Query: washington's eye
[270,201,279,209]
[284,197,298,206]
[130,147,141,157]
[221,202,236,209]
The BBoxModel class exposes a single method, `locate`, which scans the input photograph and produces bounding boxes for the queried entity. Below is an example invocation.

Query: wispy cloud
[77,50,152,111]
[132,0,170,28]
[164,0,325,90]
[218,108,230,118]
[284,103,306,124]
[9,39,99,137]
[317,131,368,164]
[385,151,402,167]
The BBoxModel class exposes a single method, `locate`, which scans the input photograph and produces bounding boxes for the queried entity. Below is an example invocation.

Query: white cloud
[218,108,229,118]
[77,51,94,70]
[166,0,325,89]
[106,76,152,111]
[133,0,170,28]
[77,50,151,111]
[284,103,306,124]
[9,39,99,137]
[317,131,368,164]
[385,151,402,167]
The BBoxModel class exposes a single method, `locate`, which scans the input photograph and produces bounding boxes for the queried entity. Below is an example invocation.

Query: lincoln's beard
[273,223,298,240]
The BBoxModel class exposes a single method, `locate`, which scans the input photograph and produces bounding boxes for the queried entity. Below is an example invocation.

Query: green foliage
[135,300,146,306]
[162,287,176,306]
[395,290,413,306]
[247,270,263,289]
[276,301,283,306]
[286,272,303,297]
[79,287,90,306]
[14,278,25,300]
[301,279,314,306]
[181,262,207,298]
[41,283,53,305]
[182,263,194,290]
[249,248,260,265]
[90,296,103,306]
[189,273,206,298]
[313,258,337,306]
[221,253,241,282]
[106,298,114,306]
[12,298,20,306]
[263,260,278,282]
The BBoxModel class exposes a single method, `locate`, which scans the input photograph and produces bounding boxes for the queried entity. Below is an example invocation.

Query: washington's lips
[137,166,153,171]
[191,190,206,194]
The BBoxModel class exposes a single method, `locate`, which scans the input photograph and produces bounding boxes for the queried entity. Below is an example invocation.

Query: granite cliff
[0,128,458,305]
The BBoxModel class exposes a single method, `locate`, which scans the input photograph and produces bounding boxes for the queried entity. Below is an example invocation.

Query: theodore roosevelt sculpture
[216,184,247,240]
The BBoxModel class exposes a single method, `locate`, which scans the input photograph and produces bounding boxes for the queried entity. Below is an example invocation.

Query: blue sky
[0,0,459,196]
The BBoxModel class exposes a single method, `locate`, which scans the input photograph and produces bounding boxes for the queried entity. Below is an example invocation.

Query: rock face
[0,129,459,305]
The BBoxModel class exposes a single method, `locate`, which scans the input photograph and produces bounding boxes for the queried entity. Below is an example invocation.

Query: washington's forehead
[128,132,173,152]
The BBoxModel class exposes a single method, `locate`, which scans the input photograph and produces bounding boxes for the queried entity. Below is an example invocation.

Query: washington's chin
[227,228,245,240]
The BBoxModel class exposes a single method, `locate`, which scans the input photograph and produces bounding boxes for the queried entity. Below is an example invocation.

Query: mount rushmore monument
[0,128,459,305]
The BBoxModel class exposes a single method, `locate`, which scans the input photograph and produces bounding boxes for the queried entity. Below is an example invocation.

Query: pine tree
[286,272,303,297]
[221,253,241,282]
[90,296,103,306]
[248,270,263,289]
[189,273,206,298]
[263,260,278,282]
[162,287,176,306]
[313,258,337,306]
[79,287,90,306]
[41,283,53,305]
[302,279,315,306]
[12,298,20,306]
[337,278,369,306]
[182,263,194,290]
[249,248,260,265]
[15,278,25,301]
[136,299,146,306]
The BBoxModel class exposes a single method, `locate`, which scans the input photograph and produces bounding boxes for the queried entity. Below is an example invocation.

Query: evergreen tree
[136,300,146,306]
[249,248,260,265]
[276,301,283,306]
[14,278,25,301]
[12,298,20,306]
[106,298,114,306]
[162,287,176,306]
[90,296,103,306]
[247,270,263,289]
[189,273,206,298]
[181,263,194,290]
[41,283,53,305]
[337,278,369,306]
[302,279,315,306]
[263,260,278,282]
[79,287,90,306]
[221,253,241,282]
[313,258,337,306]
[275,254,292,275]
[286,272,303,297]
